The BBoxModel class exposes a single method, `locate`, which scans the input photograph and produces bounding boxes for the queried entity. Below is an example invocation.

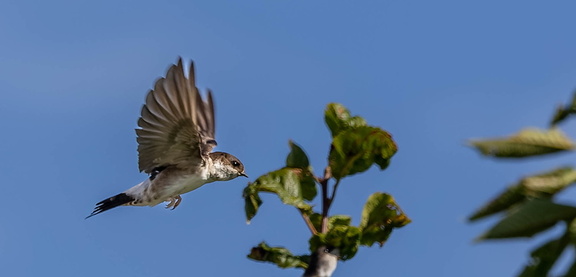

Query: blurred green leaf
[469,167,576,221]
[468,185,526,222]
[550,105,571,127]
[324,103,367,137]
[550,92,576,126]
[328,215,352,229]
[359,192,411,247]
[329,126,397,180]
[477,199,576,240]
[286,140,310,169]
[309,213,352,233]
[243,167,317,223]
[522,167,576,195]
[309,213,322,232]
[468,128,574,158]
[309,225,362,260]
[568,217,576,243]
[517,234,570,277]
[248,242,310,269]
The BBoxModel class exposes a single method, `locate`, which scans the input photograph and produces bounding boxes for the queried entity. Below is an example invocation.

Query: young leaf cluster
[242,103,410,273]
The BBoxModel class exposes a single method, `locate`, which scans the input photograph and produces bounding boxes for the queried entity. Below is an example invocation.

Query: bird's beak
[239,172,248,178]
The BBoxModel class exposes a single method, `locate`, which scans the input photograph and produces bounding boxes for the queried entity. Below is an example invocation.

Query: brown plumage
[87,58,246,219]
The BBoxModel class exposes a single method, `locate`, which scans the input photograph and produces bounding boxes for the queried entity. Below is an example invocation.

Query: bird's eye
[232,161,240,167]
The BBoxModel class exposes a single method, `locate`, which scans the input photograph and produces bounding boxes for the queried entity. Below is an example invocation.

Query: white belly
[164,174,210,197]
[125,168,213,207]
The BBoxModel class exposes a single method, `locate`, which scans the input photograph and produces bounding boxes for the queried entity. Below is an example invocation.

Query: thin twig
[329,179,341,203]
[300,211,318,235]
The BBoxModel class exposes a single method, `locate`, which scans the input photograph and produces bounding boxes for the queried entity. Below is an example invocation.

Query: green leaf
[309,213,352,233]
[468,185,526,222]
[468,128,574,158]
[550,105,570,127]
[324,103,367,137]
[468,167,576,221]
[286,140,310,169]
[329,215,352,229]
[248,242,310,269]
[329,126,397,180]
[550,92,576,126]
[309,213,322,232]
[521,167,576,195]
[568,217,576,243]
[359,192,411,247]
[517,234,570,277]
[309,225,362,260]
[243,184,263,224]
[477,199,576,240]
[242,167,317,223]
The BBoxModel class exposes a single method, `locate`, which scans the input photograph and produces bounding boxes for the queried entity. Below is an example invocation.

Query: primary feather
[136,58,216,173]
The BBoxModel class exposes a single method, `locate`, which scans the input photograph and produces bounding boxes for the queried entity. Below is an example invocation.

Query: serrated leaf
[286,140,310,169]
[469,167,576,221]
[329,126,397,180]
[477,199,576,240]
[248,242,310,269]
[324,103,367,137]
[359,192,411,247]
[242,167,317,222]
[309,225,361,260]
[517,234,570,277]
[468,128,574,158]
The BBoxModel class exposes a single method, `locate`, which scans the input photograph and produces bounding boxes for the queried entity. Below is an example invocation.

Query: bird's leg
[165,195,182,210]
[165,198,175,209]
[172,195,182,209]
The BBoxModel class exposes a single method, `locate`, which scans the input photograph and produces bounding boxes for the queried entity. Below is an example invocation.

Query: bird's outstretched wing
[136,58,216,173]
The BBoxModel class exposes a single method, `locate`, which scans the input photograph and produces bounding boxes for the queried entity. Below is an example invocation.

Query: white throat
[209,158,237,181]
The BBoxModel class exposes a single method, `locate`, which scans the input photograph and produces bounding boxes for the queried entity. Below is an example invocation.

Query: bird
[87,58,247,218]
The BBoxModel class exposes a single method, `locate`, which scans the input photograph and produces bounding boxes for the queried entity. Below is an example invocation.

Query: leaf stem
[300,210,318,235]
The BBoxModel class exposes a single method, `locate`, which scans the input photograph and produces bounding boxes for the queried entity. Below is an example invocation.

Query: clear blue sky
[2,1,576,276]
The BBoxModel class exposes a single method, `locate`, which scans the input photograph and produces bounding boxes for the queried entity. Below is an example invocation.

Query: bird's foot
[165,195,182,210]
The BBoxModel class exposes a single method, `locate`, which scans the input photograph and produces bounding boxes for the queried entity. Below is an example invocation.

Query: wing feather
[136,58,217,173]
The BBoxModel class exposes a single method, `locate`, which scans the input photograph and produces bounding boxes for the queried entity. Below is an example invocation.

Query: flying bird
[87,58,247,218]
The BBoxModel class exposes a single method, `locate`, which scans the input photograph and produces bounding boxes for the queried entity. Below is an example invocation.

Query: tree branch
[320,167,333,233]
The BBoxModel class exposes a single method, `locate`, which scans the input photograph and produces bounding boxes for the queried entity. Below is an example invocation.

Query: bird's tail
[86,193,135,219]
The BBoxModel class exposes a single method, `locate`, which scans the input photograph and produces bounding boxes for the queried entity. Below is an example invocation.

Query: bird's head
[209,152,248,180]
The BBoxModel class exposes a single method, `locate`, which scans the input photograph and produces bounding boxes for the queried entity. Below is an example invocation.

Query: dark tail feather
[86,193,135,219]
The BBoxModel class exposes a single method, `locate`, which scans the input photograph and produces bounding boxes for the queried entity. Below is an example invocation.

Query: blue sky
[2,1,576,276]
